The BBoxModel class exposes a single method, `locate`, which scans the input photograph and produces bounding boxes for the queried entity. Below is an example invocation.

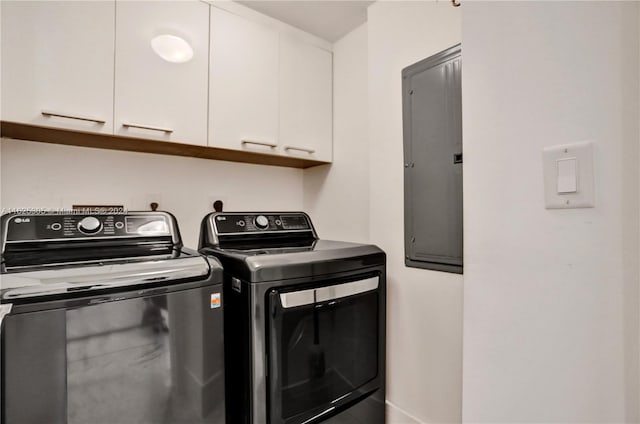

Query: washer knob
[255,215,269,230]
[78,216,102,234]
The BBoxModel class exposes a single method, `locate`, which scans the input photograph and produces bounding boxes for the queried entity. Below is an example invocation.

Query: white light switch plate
[543,141,594,209]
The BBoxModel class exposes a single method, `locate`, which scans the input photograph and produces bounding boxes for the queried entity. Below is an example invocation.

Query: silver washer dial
[78,216,102,234]
[255,215,269,229]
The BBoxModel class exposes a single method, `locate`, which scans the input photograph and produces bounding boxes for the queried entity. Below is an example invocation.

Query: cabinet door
[279,36,333,162]
[114,1,208,145]
[210,7,279,154]
[1,1,115,133]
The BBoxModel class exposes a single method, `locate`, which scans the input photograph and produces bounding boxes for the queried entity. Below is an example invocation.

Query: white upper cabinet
[114,1,208,145]
[1,1,115,134]
[279,35,333,163]
[210,7,280,154]
[2,1,333,165]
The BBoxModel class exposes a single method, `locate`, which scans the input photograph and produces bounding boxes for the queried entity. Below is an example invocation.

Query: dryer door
[267,275,380,424]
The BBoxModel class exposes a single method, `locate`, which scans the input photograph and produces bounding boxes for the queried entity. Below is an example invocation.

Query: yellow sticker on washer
[211,293,221,309]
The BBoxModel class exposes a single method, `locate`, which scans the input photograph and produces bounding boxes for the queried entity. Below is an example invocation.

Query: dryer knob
[78,216,102,234]
[255,215,269,230]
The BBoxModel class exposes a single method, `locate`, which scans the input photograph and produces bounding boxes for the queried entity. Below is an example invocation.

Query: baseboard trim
[386,400,427,424]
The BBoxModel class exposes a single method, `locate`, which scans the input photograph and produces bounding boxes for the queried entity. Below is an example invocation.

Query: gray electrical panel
[402,44,462,274]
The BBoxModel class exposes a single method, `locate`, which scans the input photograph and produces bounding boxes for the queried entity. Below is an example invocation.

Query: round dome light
[150,34,194,64]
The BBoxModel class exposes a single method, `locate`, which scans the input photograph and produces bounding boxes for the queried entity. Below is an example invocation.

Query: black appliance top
[1,211,220,303]
[199,212,385,282]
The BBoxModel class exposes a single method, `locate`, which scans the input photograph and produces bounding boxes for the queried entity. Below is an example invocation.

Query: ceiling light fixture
[150,34,194,63]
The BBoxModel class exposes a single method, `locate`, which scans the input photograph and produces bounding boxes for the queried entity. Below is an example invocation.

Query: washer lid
[0,254,213,302]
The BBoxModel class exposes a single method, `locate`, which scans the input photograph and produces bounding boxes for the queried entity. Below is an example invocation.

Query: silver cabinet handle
[241,140,277,149]
[284,146,315,154]
[41,110,106,124]
[122,123,173,134]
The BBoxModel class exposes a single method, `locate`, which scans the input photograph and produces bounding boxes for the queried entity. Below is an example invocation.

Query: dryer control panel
[213,213,312,234]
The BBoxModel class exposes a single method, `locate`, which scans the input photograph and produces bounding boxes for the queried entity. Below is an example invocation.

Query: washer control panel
[214,213,311,234]
[4,213,172,242]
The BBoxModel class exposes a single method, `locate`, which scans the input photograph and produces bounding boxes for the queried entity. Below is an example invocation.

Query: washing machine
[198,212,386,424]
[1,211,225,424]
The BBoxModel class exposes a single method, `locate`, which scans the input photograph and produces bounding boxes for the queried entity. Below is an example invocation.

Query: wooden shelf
[0,121,330,169]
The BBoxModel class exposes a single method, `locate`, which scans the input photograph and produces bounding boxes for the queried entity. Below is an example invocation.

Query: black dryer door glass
[268,276,379,423]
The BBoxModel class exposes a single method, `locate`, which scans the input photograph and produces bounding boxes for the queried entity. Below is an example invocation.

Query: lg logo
[13,218,31,224]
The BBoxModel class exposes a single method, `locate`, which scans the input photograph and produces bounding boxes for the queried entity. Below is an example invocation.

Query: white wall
[462,2,639,422]
[306,6,464,421]
[367,2,462,422]
[303,23,369,244]
[0,139,303,248]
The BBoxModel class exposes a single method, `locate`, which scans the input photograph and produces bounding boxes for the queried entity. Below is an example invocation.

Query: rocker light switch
[543,141,594,209]
[557,158,577,193]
